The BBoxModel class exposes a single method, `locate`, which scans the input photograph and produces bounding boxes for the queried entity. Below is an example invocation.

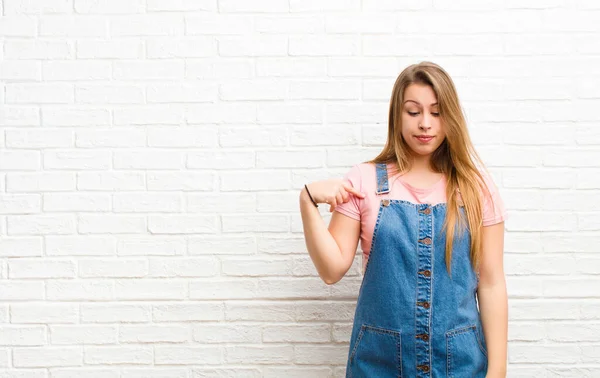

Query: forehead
[403,83,438,106]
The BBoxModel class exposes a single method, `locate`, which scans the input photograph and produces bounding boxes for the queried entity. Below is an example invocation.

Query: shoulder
[343,162,376,181]
[477,168,500,198]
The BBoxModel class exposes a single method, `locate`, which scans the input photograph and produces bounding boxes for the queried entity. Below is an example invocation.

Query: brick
[77,39,144,59]
[263,324,331,343]
[188,236,256,255]
[0,326,46,346]
[75,0,144,14]
[219,126,287,147]
[225,301,295,322]
[40,16,107,37]
[147,126,217,148]
[155,346,222,365]
[77,172,145,192]
[148,258,219,277]
[75,128,146,148]
[192,324,261,343]
[185,13,253,35]
[147,83,217,102]
[1,106,40,126]
[8,215,75,235]
[113,150,184,170]
[78,215,146,234]
[42,107,110,126]
[148,0,216,12]
[222,257,293,277]
[76,84,144,104]
[0,17,37,36]
[44,150,111,170]
[11,304,78,324]
[220,80,286,101]
[148,215,217,234]
[4,40,72,59]
[13,347,82,368]
[256,58,326,77]
[187,151,254,169]
[43,193,110,212]
[290,36,359,56]
[218,36,287,57]
[84,346,153,365]
[294,345,347,365]
[153,303,224,322]
[222,215,289,233]
[81,304,151,323]
[46,281,113,301]
[290,0,360,12]
[0,238,42,257]
[225,345,293,364]
[186,103,255,124]
[0,281,43,301]
[118,236,186,256]
[113,61,184,81]
[0,61,41,81]
[50,325,117,345]
[148,172,215,191]
[43,61,111,81]
[119,325,189,343]
[4,0,72,14]
[146,38,215,58]
[0,194,41,214]
[113,193,182,213]
[6,83,74,104]
[110,15,183,36]
[79,259,147,278]
[6,129,73,149]
[265,367,331,378]
[9,259,76,279]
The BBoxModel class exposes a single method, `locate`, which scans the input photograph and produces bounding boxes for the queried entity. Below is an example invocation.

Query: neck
[409,154,434,173]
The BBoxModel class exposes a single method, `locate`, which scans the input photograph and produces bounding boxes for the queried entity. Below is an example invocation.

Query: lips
[415,135,434,143]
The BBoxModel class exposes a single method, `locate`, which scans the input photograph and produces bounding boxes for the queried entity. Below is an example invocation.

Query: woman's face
[401,83,446,158]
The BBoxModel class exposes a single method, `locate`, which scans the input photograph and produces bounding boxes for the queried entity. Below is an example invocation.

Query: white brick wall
[0,0,599,376]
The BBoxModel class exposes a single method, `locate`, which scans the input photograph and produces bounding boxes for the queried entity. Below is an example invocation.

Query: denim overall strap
[375,163,389,195]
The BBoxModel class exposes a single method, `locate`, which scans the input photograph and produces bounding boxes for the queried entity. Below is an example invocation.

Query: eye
[407,111,419,116]
[431,112,440,117]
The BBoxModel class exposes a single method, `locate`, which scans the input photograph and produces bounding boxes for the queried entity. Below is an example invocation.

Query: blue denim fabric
[346,163,487,378]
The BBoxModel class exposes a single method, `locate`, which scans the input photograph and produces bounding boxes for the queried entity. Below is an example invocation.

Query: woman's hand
[305,179,365,212]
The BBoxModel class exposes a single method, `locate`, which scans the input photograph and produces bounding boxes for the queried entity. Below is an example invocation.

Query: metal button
[419,237,432,245]
[419,207,431,215]
[419,270,431,277]
[417,364,430,372]
[382,199,390,207]
[417,301,430,309]
[416,334,430,341]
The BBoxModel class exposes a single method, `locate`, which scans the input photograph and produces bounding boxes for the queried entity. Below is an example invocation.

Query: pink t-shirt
[334,163,507,270]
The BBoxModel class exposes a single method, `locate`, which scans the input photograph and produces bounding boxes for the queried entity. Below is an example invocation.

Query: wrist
[303,184,319,207]
[300,187,318,207]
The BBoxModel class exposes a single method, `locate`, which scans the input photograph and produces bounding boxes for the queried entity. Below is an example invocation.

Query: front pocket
[348,324,402,378]
[446,325,487,378]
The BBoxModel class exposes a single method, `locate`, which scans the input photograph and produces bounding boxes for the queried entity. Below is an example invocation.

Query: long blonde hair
[368,61,490,272]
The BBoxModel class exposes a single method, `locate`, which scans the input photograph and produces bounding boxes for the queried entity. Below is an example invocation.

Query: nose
[419,113,433,130]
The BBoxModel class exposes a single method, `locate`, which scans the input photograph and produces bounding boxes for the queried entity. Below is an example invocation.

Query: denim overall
[346,163,487,378]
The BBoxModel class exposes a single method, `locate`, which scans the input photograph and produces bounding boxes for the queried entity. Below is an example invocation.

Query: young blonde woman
[300,62,508,377]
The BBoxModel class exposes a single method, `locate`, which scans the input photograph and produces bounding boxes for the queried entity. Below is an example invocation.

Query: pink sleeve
[481,172,507,227]
[334,164,362,221]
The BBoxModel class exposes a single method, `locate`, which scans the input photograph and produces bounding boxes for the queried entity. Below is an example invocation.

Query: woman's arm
[477,221,508,377]
[299,185,361,285]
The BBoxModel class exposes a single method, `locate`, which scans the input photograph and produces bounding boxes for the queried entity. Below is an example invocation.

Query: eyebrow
[404,100,438,106]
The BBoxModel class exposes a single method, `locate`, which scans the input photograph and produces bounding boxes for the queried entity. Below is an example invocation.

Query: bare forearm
[299,188,344,283]
[478,280,508,377]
